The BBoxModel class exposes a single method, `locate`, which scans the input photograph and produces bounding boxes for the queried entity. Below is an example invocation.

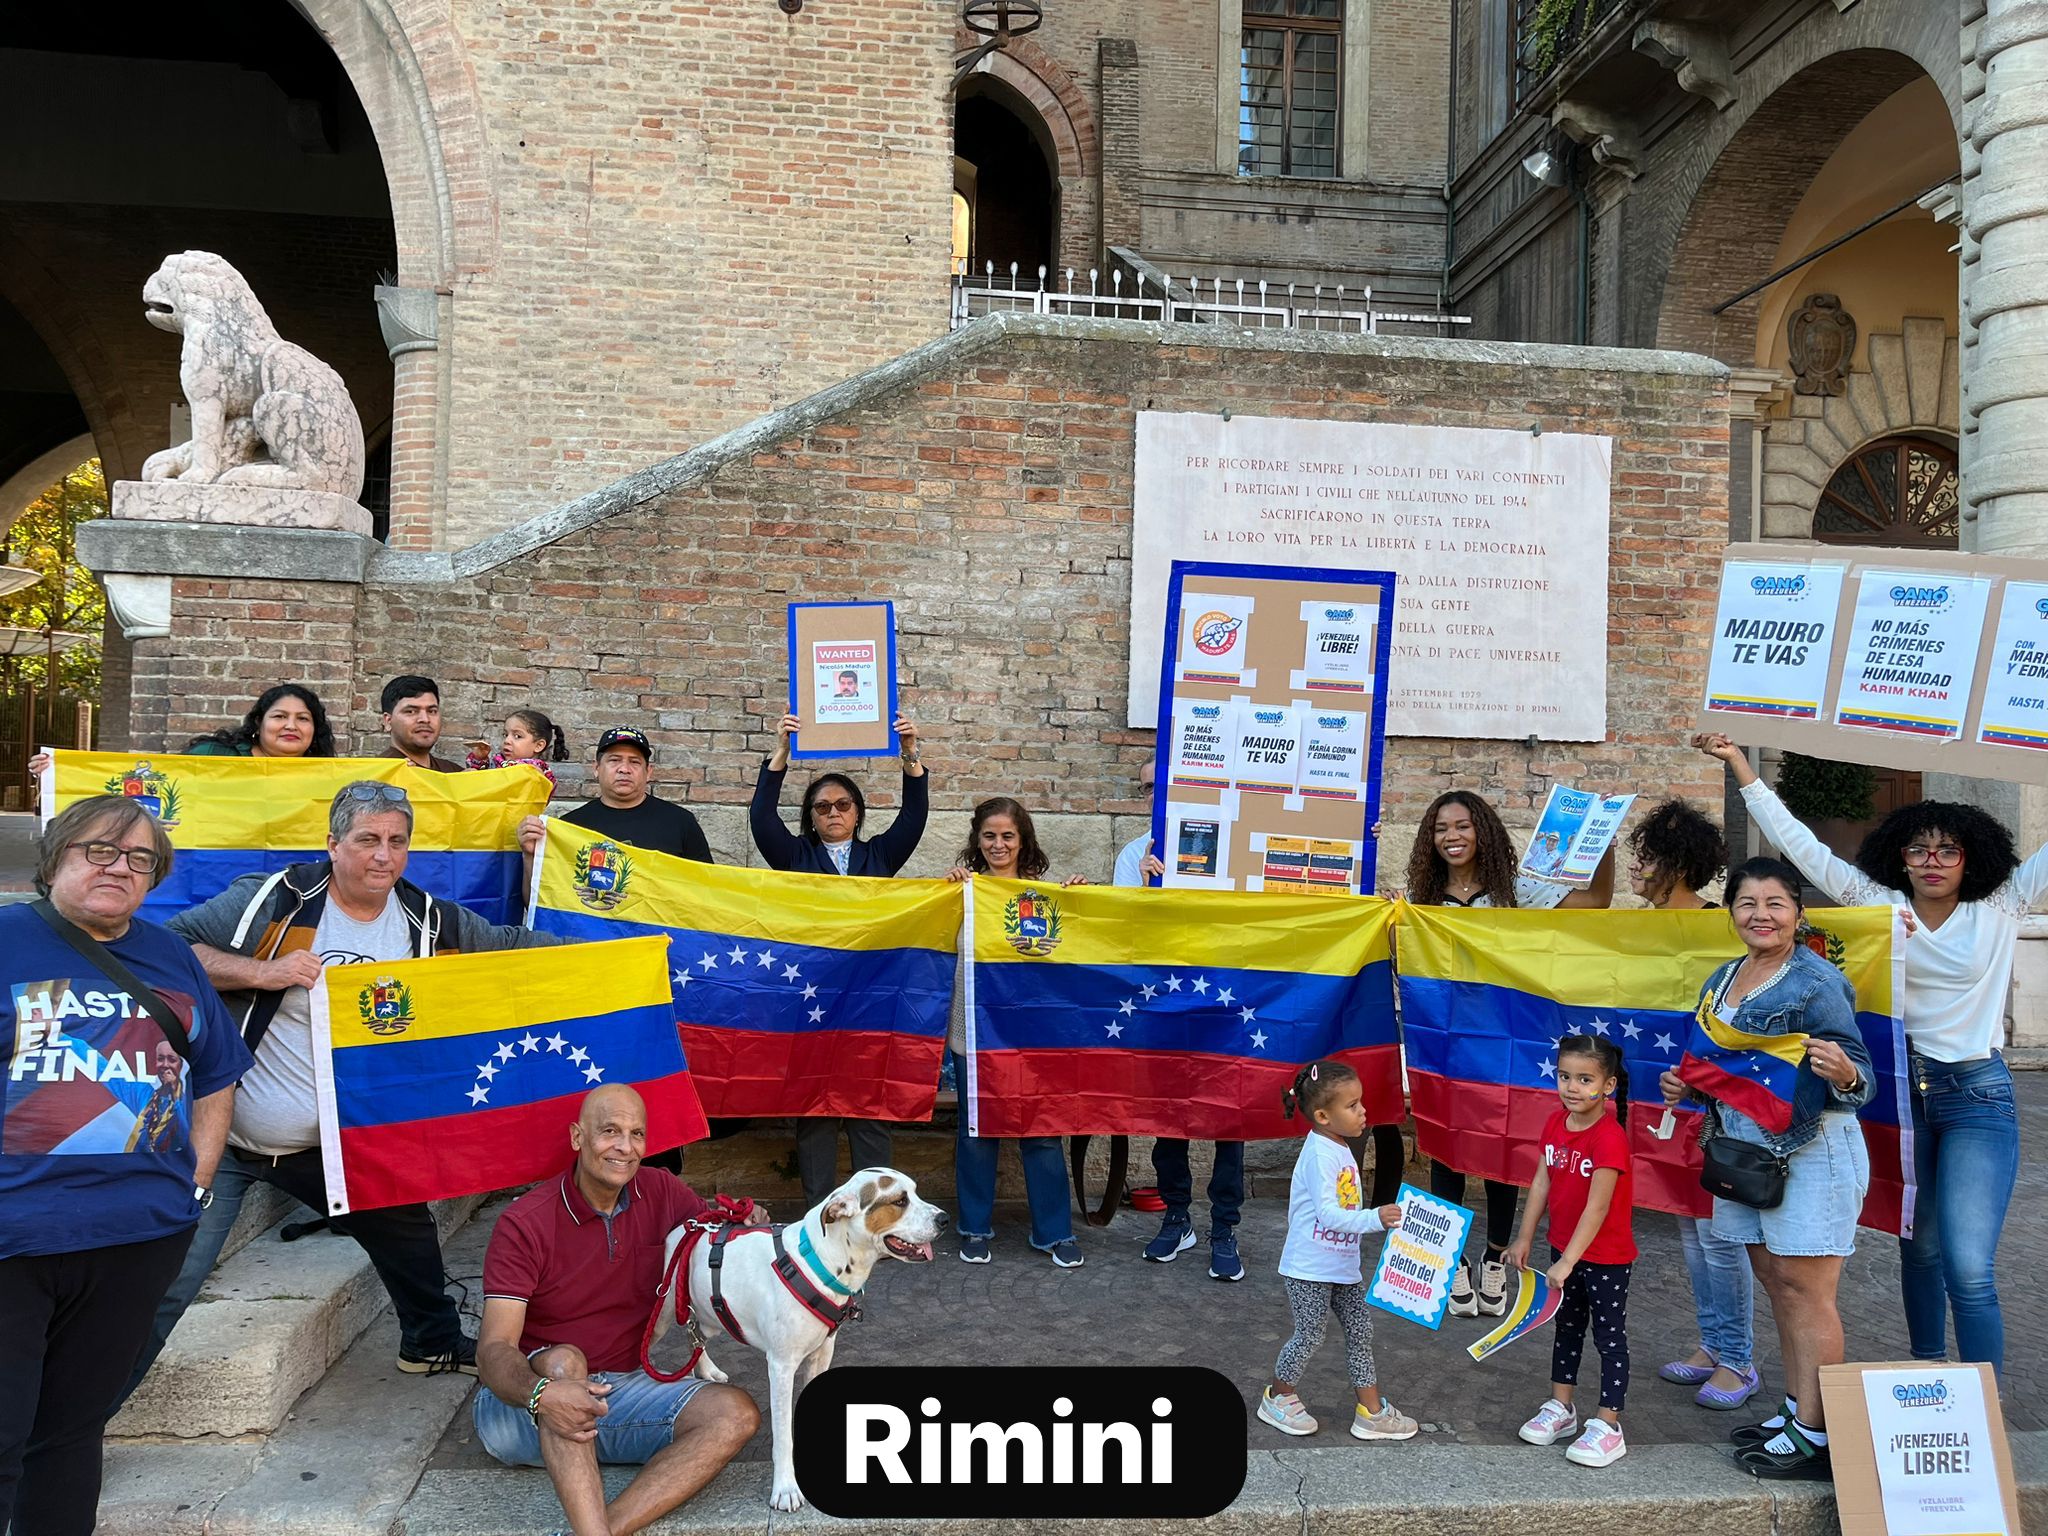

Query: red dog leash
[639,1194,759,1383]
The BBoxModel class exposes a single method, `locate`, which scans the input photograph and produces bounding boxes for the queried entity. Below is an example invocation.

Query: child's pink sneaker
[1565,1419,1627,1468]
[1517,1397,1578,1446]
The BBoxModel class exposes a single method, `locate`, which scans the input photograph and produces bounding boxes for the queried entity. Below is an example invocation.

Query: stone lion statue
[139,251,366,499]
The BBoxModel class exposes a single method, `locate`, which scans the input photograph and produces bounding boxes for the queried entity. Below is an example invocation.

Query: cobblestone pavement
[436,1072,2046,1467]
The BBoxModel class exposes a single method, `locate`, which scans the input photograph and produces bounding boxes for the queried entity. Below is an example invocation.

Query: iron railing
[1512,0,1635,107]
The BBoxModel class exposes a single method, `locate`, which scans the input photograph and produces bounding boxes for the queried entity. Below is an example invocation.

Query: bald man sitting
[474,1086,762,1536]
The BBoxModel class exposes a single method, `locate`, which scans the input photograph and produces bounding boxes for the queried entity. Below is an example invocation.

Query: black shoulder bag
[1698,1136,1787,1210]
[30,898,191,1061]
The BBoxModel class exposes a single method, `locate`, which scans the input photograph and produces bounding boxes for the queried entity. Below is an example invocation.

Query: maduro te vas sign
[1698,544,2048,786]
[1132,412,1613,739]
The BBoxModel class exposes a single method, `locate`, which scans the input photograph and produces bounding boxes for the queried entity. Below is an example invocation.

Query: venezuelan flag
[309,936,705,1213]
[1394,904,1914,1235]
[1674,1001,1811,1135]
[42,751,545,926]
[965,878,1398,1139]
[528,819,956,1120]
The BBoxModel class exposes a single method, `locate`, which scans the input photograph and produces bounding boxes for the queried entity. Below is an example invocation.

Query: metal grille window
[1813,436,1960,548]
[1239,0,1341,179]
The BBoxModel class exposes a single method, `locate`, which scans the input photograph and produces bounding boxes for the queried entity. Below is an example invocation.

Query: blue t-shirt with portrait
[1,905,253,1260]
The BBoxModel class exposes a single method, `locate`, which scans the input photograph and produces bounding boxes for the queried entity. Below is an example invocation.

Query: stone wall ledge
[77,519,379,585]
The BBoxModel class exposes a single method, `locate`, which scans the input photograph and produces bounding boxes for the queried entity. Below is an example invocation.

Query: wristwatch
[193,1183,214,1210]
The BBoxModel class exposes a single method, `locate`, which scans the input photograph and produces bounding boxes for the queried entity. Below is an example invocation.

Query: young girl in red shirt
[1503,1034,1637,1469]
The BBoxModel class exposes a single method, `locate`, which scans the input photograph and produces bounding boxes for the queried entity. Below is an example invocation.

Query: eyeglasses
[812,798,857,816]
[338,783,411,806]
[74,840,162,875]
[1902,844,1964,868]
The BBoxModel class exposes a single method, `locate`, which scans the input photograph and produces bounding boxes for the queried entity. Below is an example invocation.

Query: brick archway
[1654,48,1940,363]
[958,41,1100,274]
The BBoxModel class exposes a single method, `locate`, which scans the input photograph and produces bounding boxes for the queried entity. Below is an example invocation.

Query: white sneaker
[1258,1388,1318,1436]
[1351,1399,1419,1441]
[1566,1419,1627,1468]
[1476,1259,1510,1317]
[1517,1397,1579,1446]
[1447,1261,1478,1318]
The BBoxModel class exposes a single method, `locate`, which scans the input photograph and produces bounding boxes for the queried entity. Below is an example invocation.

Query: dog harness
[638,1201,861,1383]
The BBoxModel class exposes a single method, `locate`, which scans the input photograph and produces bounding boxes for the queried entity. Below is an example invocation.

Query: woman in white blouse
[1695,734,2038,1379]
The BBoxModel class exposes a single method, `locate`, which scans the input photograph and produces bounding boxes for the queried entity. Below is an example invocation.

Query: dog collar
[796,1227,860,1296]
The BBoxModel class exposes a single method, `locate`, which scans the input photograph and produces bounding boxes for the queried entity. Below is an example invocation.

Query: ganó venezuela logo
[1003,888,1062,956]
[359,976,416,1037]
[104,759,182,828]
[1190,610,1243,656]
[572,839,634,910]
[793,1366,1245,1519]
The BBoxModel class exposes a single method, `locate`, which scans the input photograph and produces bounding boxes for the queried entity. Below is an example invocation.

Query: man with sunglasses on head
[119,781,560,1400]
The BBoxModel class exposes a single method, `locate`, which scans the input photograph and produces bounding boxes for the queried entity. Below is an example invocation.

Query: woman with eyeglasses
[750,712,931,1210]
[1695,733,2040,1380]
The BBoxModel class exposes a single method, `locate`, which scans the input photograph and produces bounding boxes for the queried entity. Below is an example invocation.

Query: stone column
[1098,40,1142,256]
[1961,0,2048,554]
[374,284,444,550]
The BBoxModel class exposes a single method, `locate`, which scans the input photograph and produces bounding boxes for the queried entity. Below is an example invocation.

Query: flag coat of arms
[965,878,1399,1139]
[1394,904,1913,1235]
[41,751,547,926]
[310,935,704,1213]
[528,819,956,1120]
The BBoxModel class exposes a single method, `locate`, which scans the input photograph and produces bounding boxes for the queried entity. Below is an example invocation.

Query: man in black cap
[519,727,711,865]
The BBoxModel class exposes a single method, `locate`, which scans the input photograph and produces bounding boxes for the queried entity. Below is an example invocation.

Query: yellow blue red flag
[41,750,545,926]
[1394,904,1913,1235]
[309,935,703,1213]
[964,878,1398,1139]
[527,818,956,1120]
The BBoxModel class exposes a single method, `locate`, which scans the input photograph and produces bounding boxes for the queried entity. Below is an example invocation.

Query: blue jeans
[1900,1054,2019,1376]
[1677,1215,1754,1370]
[474,1369,708,1466]
[1150,1139,1244,1228]
[950,1054,1073,1247]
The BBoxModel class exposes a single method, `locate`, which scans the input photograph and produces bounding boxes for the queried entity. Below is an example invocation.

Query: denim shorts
[1710,1108,1869,1258]
[473,1367,708,1467]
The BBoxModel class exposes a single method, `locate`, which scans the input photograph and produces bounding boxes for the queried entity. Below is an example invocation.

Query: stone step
[110,1192,484,1440]
[97,1214,494,1536]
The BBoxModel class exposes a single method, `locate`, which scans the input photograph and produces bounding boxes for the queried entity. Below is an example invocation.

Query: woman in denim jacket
[1660,857,1873,1483]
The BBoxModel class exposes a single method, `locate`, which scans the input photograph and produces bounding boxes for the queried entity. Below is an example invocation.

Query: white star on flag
[672,970,691,991]
[1249,1030,1268,1050]
[1585,1017,1611,1036]
[1164,975,1183,992]
[1191,976,1210,994]
[583,1064,605,1083]
[782,964,801,982]
[1119,999,1135,1016]
[1216,987,1234,1006]
[1619,1019,1642,1040]
[467,1084,489,1105]
[477,1060,500,1082]
[1106,1021,1124,1038]
[1539,1058,1557,1079]
[546,1032,568,1053]
[519,1033,541,1053]
[727,943,749,965]
[756,949,775,968]
[808,1006,825,1023]
[802,983,818,1001]
[1239,1006,1256,1024]
[1653,1033,1677,1052]
[495,1042,517,1063]
[700,952,719,970]
[568,1046,590,1065]
[1141,984,1158,1002]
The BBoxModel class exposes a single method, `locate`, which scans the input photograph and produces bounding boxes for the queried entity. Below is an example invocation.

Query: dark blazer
[748,761,930,876]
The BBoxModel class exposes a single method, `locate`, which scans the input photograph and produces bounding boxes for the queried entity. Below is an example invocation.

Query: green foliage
[1528,0,1584,75]
[1,457,107,697]
[1774,751,1877,823]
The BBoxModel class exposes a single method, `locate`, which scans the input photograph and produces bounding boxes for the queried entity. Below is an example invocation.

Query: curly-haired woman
[943,797,1087,1268]
[1697,734,2039,1379]
[184,683,337,758]
[1627,800,1760,1411]
[1402,790,1615,1319]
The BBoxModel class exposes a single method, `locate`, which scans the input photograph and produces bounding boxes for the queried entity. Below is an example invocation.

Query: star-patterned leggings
[1549,1249,1632,1411]
[1275,1277,1376,1388]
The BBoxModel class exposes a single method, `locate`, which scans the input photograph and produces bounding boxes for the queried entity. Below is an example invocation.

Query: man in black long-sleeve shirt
[519,726,712,865]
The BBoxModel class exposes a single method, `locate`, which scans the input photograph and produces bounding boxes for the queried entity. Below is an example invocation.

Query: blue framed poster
[786,600,901,760]
[1148,561,1395,893]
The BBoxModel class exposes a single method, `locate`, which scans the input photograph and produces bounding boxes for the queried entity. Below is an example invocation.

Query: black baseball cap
[593,726,653,761]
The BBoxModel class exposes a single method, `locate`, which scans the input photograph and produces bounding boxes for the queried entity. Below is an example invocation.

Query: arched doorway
[954,78,1056,282]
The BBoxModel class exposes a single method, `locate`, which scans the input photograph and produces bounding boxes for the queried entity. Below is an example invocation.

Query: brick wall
[118,319,1730,876]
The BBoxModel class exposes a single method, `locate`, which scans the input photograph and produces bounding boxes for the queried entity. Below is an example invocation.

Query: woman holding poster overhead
[1697,732,2040,1381]
[1402,790,1615,1320]
[752,711,930,1210]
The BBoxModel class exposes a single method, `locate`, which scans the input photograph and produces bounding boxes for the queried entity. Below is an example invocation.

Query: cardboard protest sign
[1151,561,1394,894]
[1698,543,2048,784]
[1466,1269,1563,1362]
[1820,1362,2019,1536]
[1366,1183,1472,1330]
[787,602,899,759]
[1519,786,1634,884]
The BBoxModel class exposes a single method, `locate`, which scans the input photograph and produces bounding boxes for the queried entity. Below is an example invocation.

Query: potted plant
[1774,751,1878,862]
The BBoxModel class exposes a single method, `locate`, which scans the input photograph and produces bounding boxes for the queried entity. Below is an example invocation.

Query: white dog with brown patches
[655,1167,945,1510]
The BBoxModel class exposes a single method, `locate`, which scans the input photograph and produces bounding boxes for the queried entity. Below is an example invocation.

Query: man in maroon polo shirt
[475,1085,761,1535]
